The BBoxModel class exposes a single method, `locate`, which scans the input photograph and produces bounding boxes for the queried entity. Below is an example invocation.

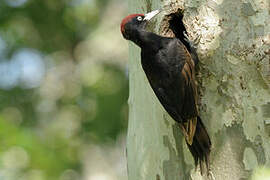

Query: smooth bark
[127,0,270,179]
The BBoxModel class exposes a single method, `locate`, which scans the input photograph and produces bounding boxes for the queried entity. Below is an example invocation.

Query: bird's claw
[183,31,189,43]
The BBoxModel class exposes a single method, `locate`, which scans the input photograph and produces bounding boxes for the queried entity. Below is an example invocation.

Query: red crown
[120,14,144,34]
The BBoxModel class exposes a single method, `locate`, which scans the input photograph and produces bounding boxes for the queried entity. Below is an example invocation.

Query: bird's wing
[161,38,198,119]
[180,49,198,119]
[142,37,199,119]
[175,39,199,144]
[153,38,199,144]
[179,46,199,144]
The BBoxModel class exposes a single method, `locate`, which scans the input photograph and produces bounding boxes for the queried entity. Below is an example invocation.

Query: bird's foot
[183,31,201,49]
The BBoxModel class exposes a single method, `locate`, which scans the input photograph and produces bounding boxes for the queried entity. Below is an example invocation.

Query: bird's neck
[131,29,162,50]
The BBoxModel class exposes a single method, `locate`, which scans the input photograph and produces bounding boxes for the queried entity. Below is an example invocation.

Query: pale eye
[137,16,143,21]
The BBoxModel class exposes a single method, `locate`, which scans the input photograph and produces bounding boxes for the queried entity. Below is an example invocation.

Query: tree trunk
[127,0,270,179]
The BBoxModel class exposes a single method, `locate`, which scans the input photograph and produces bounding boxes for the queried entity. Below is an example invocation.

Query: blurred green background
[0,0,128,179]
[1,0,269,179]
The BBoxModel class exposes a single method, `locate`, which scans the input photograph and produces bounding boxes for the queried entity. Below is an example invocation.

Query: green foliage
[0,0,128,179]
[0,118,79,179]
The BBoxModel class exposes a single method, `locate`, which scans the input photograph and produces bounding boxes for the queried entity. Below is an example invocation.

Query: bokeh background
[0,0,128,179]
[1,0,270,180]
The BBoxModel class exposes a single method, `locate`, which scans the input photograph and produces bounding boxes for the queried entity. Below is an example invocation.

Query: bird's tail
[182,116,211,175]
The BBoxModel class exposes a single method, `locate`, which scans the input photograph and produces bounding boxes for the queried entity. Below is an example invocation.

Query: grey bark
[127,0,270,179]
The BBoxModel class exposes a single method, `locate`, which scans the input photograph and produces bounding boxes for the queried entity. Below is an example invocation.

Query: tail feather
[185,116,211,175]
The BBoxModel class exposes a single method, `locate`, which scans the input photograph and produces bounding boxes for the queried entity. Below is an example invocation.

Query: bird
[120,9,211,174]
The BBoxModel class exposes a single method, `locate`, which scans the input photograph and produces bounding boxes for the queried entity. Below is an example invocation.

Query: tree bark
[127,0,270,180]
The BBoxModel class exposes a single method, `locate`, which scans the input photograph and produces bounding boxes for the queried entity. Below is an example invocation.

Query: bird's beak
[143,9,161,21]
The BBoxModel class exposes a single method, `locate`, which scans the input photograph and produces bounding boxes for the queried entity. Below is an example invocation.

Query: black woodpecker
[121,9,211,174]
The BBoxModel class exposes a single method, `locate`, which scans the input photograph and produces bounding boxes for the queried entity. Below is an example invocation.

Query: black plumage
[121,11,211,174]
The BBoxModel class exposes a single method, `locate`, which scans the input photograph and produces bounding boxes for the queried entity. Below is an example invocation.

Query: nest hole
[160,9,191,52]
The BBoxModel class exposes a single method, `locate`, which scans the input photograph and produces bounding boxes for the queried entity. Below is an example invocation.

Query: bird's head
[120,9,160,40]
